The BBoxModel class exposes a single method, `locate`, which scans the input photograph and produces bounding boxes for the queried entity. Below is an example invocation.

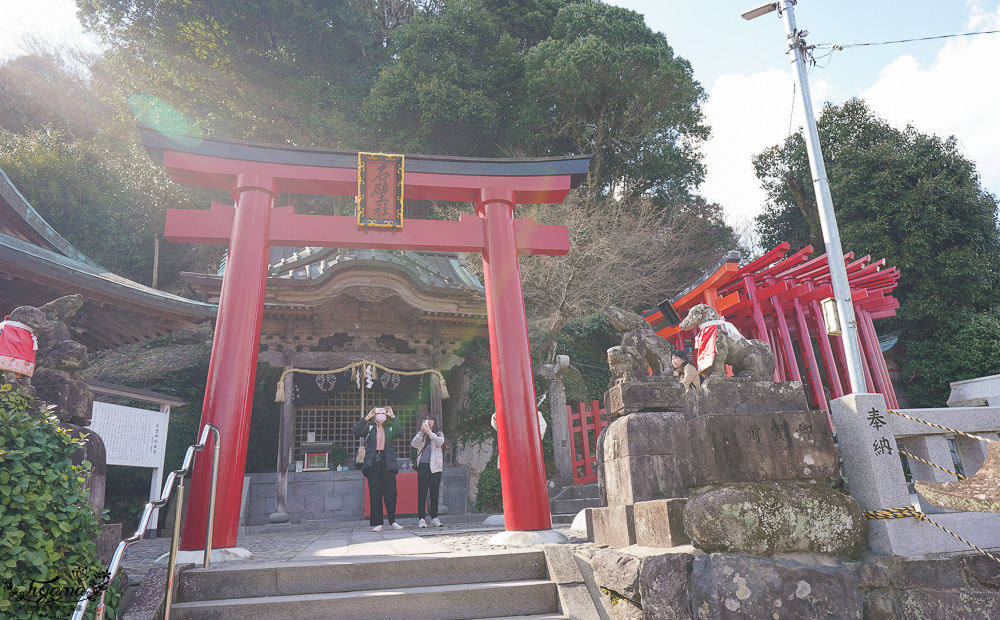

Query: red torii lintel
[140,127,590,550]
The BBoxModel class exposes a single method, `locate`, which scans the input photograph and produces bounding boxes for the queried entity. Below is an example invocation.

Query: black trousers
[416,463,442,519]
[367,454,397,526]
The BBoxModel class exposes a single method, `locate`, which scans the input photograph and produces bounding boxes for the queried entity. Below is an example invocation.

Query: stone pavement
[119,517,592,584]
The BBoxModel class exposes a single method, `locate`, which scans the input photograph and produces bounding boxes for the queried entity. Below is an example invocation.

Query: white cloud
[861,7,1000,198]
[699,69,831,225]
[701,6,1000,233]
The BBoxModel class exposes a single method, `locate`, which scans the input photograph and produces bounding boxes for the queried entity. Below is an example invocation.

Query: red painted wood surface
[567,401,608,485]
[364,471,420,518]
[166,204,569,255]
[180,173,276,551]
[477,188,550,530]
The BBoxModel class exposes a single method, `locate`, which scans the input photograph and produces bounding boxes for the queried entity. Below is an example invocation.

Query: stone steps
[550,497,598,515]
[549,483,601,519]
[170,549,564,620]
[169,579,560,620]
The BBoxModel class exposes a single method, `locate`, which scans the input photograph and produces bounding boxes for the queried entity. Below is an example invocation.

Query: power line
[817,28,1000,51]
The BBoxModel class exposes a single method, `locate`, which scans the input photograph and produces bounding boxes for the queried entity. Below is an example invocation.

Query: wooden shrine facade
[645,242,901,412]
[183,246,487,465]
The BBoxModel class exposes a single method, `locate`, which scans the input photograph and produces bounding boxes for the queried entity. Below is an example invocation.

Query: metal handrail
[70,423,221,620]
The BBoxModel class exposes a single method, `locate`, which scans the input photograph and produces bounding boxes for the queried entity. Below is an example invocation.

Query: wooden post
[477,187,551,531]
[271,369,295,523]
[430,373,443,428]
[180,173,276,551]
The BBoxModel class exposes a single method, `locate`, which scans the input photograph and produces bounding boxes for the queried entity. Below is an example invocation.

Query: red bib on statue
[694,324,720,373]
[0,320,38,377]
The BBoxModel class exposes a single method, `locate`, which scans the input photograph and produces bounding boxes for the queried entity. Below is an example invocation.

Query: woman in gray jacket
[411,417,445,528]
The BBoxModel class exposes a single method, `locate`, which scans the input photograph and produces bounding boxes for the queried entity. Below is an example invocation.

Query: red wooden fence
[567,400,609,485]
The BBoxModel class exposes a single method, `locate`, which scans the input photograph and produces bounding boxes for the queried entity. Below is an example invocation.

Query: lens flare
[128,93,202,146]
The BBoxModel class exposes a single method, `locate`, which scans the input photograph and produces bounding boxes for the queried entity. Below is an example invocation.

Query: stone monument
[5,295,106,510]
[591,304,866,557]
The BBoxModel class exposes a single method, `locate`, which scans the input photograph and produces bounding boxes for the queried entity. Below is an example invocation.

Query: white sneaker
[372,525,383,532]
[431,517,442,527]
[390,522,404,530]
[418,519,427,528]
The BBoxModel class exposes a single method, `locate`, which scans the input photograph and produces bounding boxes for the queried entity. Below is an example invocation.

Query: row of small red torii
[644,242,901,412]
[141,126,591,550]
[563,244,900,486]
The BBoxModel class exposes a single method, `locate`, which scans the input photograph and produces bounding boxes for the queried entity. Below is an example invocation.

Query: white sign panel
[89,402,169,468]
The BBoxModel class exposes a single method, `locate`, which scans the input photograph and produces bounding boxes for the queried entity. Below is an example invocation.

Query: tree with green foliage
[366,0,708,204]
[753,99,1000,406]
[0,384,119,619]
[78,0,381,145]
[520,1,708,201]
[363,0,538,156]
[0,127,219,286]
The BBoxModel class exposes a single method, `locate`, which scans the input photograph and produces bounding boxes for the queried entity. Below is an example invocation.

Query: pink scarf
[375,424,385,450]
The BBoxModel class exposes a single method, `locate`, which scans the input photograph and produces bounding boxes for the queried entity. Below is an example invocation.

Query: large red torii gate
[139,127,590,550]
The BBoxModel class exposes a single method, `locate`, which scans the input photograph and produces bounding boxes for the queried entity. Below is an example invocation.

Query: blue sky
[606,0,1000,228]
[2,0,999,228]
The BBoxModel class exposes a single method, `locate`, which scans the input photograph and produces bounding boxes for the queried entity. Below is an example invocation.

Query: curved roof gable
[266,247,485,295]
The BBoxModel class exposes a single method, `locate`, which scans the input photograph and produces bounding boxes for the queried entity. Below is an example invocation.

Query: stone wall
[243,466,468,526]
[590,546,1000,620]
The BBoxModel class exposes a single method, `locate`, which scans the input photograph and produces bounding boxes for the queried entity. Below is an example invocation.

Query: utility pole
[742,0,867,394]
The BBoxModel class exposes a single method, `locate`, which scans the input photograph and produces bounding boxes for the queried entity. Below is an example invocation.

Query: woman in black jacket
[353,406,403,531]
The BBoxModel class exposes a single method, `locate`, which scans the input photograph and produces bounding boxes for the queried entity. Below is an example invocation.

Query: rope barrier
[866,506,1000,566]
[275,360,446,403]
[898,449,966,480]
[887,409,994,443]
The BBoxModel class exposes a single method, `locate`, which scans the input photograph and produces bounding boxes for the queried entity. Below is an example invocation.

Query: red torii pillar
[144,131,588,550]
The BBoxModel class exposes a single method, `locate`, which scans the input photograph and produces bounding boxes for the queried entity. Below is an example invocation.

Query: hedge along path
[274,360,447,417]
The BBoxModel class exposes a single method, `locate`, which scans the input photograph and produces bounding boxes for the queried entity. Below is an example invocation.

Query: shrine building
[182,245,487,524]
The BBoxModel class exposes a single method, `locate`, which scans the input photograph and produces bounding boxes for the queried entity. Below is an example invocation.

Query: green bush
[475,464,503,514]
[329,443,348,468]
[0,384,118,619]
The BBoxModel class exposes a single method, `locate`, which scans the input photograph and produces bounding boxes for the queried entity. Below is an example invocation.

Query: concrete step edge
[177,550,549,602]
[169,580,559,620]
[473,614,569,620]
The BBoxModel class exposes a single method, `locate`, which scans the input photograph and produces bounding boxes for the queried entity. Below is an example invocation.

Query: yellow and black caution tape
[887,409,994,443]
[275,360,446,403]
[897,449,966,480]
[865,506,1000,566]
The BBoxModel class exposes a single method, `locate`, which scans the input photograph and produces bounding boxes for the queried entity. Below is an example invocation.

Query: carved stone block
[591,505,637,548]
[634,498,689,548]
[598,411,688,507]
[672,410,837,488]
[681,380,810,419]
[605,380,685,418]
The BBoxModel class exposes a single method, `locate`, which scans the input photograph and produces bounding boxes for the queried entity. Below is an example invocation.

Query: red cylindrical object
[180,174,276,550]
[476,188,551,531]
